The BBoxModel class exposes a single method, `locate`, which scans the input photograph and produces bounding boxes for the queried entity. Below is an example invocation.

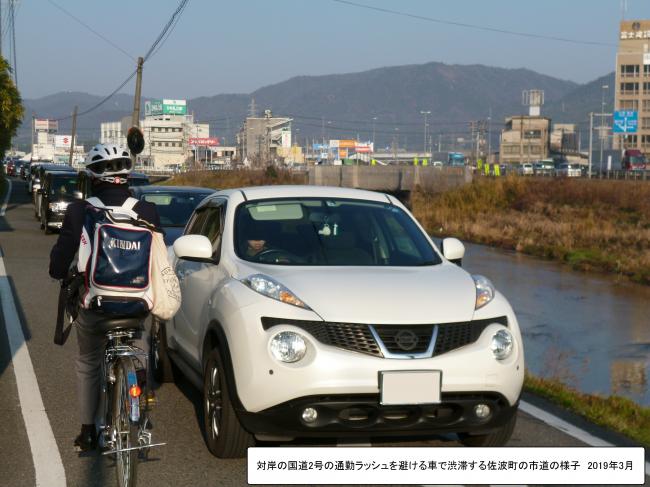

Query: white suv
[153,185,524,458]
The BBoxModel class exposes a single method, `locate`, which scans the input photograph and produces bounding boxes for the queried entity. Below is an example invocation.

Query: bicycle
[56,273,164,487]
[97,317,165,487]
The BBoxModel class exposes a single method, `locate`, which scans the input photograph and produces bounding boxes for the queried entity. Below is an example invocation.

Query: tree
[0,56,24,157]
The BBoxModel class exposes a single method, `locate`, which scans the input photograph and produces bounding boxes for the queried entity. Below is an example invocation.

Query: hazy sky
[9,0,649,100]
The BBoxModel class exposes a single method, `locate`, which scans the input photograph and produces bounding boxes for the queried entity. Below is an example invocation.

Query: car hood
[162,227,184,246]
[235,263,477,324]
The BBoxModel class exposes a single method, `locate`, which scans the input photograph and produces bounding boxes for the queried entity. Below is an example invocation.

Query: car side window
[201,201,227,258]
[186,208,210,235]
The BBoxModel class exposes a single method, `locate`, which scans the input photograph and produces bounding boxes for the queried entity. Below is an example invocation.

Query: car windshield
[235,198,441,266]
[141,192,212,226]
[629,156,646,164]
[51,176,77,196]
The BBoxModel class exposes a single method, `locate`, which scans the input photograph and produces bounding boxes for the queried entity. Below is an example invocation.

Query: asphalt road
[0,177,647,487]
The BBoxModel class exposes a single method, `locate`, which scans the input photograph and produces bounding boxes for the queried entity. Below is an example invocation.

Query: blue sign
[613,110,638,134]
[313,143,329,151]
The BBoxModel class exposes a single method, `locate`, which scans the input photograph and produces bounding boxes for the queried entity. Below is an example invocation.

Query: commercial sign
[613,110,638,133]
[189,137,219,146]
[338,139,356,149]
[35,119,58,131]
[55,135,72,148]
[313,143,329,150]
[355,142,374,153]
[145,99,187,116]
[620,30,650,40]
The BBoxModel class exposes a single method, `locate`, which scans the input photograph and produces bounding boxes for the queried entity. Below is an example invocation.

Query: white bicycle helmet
[84,143,133,184]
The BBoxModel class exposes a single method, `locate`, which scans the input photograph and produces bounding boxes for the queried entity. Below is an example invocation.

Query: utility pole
[420,110,430,156]
[10,0,17,86]
[372,116,377,146]
[599,84,609,173]
[588,112,593,178]
[30,114,34,159]
[69,106,78,165]
[131,57,144,128]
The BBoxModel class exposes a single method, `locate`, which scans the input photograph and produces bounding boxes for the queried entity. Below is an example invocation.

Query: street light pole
[420,110,431,156]
[600,84,609,173]
[588,112,594,179]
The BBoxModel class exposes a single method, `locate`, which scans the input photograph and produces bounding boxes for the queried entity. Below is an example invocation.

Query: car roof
[130,185,215,195]
[215,185,390,203]
[46,170,78,177]
[40,164,73,171]
[129,172,148,179]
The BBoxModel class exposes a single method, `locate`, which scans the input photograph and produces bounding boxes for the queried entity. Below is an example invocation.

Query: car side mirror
[173,235,216,264]
[441,237,465,266]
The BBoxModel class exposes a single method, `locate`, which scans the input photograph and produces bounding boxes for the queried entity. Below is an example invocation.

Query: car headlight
[49,202,69,212]
[270,331,307,363]
[473,274,495,309]
[491,329,514,360]
[241,274,311,309]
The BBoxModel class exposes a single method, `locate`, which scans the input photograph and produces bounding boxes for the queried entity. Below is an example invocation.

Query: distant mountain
[545,72,615,125]
[17,61,609,151]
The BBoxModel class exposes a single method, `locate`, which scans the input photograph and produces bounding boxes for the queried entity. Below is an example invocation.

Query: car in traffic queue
[76,170,150,199]
[555,162,582,178]
[518,163,534,175]
[533,160,554,176]
[38,170,78,234]
[32,164,75,220]
[153,185,525,458]
[129,185,216,245]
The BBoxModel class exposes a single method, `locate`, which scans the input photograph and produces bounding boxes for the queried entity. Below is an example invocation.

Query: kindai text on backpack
[77,197,156,317]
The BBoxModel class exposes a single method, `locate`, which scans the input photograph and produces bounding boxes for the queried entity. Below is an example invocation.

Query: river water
[462,243,650,406]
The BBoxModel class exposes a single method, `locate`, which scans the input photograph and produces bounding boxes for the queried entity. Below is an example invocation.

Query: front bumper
[46,208,67,227]
[238,392,518,438]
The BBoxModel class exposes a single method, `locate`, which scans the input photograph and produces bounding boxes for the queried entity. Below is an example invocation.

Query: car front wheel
[203,347,253,458]
[151,319,174,383]
[458,410,517,447]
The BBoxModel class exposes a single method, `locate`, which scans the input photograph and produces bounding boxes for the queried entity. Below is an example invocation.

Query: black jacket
[49,183,161,279]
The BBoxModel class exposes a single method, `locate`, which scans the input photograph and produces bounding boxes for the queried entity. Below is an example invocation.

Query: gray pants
[75,310,150,425]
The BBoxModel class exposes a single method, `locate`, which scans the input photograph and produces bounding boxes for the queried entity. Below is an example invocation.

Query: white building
[100,100,211,169]
[32,118,84,164]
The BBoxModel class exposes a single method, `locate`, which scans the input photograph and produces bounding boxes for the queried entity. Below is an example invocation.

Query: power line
[52,0,190,121]
[46,0,136,61]
[329,0,616,47]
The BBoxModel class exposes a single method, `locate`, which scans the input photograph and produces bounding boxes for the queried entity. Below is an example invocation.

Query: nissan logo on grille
[394,330,419,351]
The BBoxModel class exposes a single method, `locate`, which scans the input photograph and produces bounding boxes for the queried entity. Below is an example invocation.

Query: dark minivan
[39,170,78,234]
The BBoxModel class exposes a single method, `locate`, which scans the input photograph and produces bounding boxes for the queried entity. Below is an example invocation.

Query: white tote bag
[150,232,181,321]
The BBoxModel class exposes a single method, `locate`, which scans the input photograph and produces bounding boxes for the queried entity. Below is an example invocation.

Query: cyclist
[49,144,161,452]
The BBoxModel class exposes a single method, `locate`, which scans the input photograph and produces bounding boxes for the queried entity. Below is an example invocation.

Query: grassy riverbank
[524,373,650,447]
[164,167,307,189]
[411,177,650,284]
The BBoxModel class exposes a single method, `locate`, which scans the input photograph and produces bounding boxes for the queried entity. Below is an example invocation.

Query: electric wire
[46,0,136,61]
[329,0,616,48]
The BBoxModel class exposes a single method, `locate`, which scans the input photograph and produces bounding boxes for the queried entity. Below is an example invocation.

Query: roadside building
[613,19,650,156]
[100,100,210,169]
[238,109,292,165]
[31,118,84,164]
[550,123,579,154]
[499,116,551,165]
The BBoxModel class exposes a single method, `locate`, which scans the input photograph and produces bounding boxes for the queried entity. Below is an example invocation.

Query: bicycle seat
[96,316,145,334]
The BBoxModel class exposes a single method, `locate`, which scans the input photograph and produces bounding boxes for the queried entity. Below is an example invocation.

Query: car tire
[203,347,253,458]
[458,410,517,447]
[151,318,174,383]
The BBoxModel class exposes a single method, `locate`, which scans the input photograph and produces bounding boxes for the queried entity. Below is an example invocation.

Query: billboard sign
[55,135,72,148]
[313,143,329,150]
[145,99,187,116]
[338,139,356,149]
[329,140,339,148]
[189,137,219,147]
[35,119,58,131]
[613,110,638,133]
[355,142,373,153]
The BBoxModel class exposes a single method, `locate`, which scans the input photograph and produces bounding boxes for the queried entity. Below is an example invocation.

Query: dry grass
[411,177,650,284]
[524,372,650,447]
[163,167,307,190]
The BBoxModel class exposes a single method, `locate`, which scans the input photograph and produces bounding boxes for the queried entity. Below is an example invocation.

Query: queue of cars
[15,162,215,243]
[7,161,525,454]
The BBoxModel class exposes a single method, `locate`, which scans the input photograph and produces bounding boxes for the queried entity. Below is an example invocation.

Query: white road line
[0,177,12,216]
[520,400,650,476]
[0,235,66,484]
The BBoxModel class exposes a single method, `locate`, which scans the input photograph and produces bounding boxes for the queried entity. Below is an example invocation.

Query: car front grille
[261,317,507,359]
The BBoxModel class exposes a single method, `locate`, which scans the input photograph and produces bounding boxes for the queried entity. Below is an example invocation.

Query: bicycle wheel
[113,358,139,487]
